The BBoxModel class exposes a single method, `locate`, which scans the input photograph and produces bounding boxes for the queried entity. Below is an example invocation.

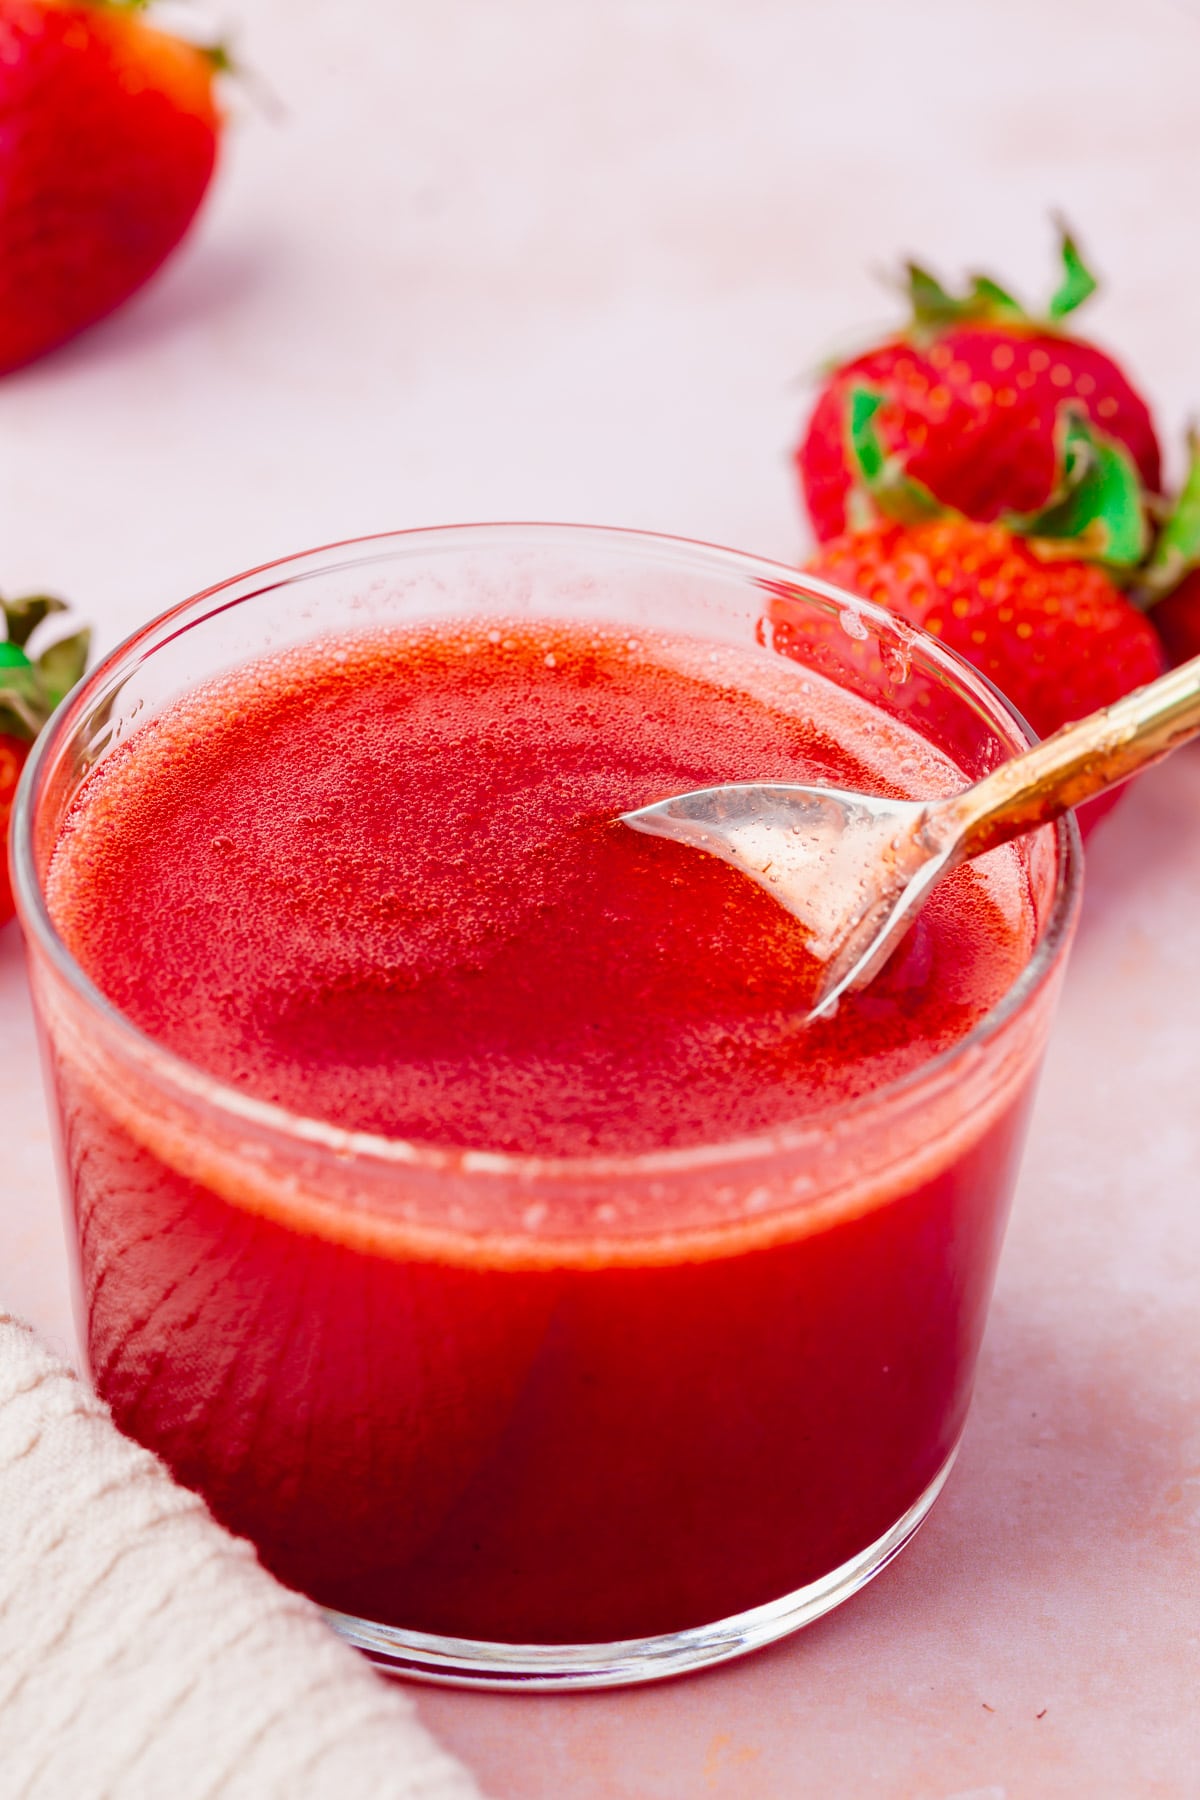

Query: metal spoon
[621,652,1200,1019]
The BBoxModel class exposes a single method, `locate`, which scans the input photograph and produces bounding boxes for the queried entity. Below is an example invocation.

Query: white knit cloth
[0,1313,485,1800]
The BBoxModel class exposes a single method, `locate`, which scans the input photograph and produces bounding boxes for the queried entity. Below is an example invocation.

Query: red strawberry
[805,517,1165,833]
[1150,571,1200,668]
[1,592,89,923]
[797,226,1161,543]
[0,732,29,923]
[1139,430,1200,668]
[0,0,222,375]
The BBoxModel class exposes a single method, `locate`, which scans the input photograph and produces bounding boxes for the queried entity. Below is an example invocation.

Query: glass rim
[11,519,1084,1185]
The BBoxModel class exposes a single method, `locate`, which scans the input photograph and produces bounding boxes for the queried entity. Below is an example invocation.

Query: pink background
[3,1,1198,1793]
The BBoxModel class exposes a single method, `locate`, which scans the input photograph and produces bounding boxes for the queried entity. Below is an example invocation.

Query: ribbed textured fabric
[0,1313,485,1800]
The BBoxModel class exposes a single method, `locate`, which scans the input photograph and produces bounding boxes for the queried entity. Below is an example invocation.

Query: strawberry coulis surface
[49,618,1028,1158]
[43,618,1042,1643]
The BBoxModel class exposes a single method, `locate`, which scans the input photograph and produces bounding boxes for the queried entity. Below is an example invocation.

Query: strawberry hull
[795,230,1162,547]
[799,328,1161,543]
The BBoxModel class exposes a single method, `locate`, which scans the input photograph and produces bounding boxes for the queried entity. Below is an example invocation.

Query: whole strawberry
[805,517,1164,833]
[797,226,1161,543]
[0,0,222,375]
[1,593,88,922]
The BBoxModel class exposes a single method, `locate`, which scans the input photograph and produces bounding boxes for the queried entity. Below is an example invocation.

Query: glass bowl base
[322,1441,960,1691]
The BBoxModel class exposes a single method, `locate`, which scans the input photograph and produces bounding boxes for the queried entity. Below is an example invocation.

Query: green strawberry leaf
[965,273,1025,320]
[903,262,1027,338]
[1050,224,1101,325]
[904,263,966,333]
[900,222,1098,345]
[0,645,47,740]
[1,593,66,651]
[1138,428,1200,604]
[846,385,945,526]
[0,601,90,737]
[0,675,44,740]
[37,630,92,708]
[1047,220,1099,321]
[1006,408,1147,568]
[848,386,888,484]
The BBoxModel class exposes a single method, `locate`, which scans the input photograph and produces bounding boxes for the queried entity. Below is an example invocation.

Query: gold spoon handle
[935,651,1200,862]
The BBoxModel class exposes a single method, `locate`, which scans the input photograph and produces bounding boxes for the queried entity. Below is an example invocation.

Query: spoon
[621,652,1200,1019]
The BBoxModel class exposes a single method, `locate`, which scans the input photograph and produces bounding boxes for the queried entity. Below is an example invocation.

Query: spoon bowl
[623,652,1200,1018]
[622,783,948,1017]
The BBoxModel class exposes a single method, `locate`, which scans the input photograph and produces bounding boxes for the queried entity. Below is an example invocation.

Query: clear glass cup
[12,525,1081,1689]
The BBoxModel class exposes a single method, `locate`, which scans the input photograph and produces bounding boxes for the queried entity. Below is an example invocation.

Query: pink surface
[2,0,1199,1792]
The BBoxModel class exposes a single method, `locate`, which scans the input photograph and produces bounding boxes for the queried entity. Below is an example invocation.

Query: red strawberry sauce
[44,619,1039,1643]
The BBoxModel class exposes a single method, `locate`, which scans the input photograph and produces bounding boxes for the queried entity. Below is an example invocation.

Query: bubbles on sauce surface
[46,617,1033,1157]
